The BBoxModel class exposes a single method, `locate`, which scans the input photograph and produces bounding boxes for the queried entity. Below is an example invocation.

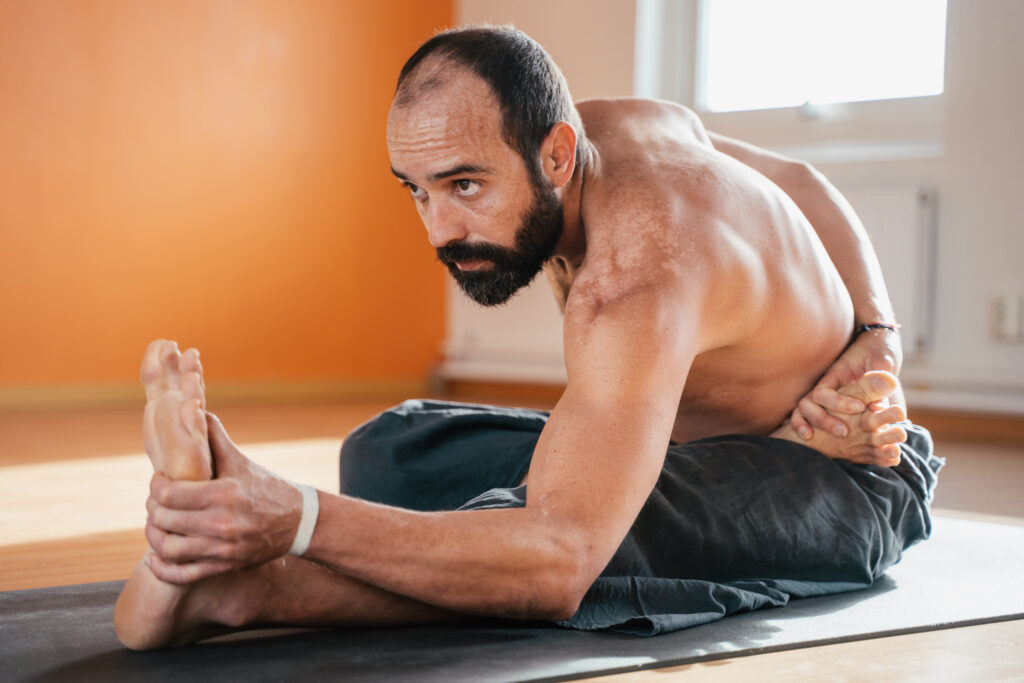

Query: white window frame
[634,0,945,163]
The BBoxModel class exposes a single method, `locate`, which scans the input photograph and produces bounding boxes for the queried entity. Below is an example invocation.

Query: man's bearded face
[435,174,564,306]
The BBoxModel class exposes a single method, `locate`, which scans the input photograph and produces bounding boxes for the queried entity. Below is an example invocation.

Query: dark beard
[436,179,564,306]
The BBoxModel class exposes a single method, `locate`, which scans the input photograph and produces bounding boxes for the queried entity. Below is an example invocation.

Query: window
[700,0,947,113]
[634,0,948,162]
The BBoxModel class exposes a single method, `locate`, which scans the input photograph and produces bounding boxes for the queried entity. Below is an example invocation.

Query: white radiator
[835,182,937,356]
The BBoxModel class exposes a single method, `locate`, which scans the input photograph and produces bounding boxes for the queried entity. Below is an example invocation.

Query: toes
[158,341,183,379]
[141,341,196,401]
[838,370,899,407]
[876,444,902,466]
[863,404,907,431]
[142,340,184,399]
[181,371,207,412]
[181,397,209,442]
[871,424,907,447]
[180,348,203,378]
[141,339,171,399]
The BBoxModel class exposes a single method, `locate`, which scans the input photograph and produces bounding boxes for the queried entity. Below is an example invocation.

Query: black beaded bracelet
[858,323,901,335]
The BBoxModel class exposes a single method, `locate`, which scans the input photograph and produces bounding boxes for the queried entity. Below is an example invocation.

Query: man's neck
[552,143,596,267]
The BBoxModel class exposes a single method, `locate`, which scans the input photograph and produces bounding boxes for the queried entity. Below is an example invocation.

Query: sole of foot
[140,339,212,481]
[114,340,216,649]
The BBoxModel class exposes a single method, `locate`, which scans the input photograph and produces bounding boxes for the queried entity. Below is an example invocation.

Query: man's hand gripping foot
[114,340,216,649]
[773,371,908,466]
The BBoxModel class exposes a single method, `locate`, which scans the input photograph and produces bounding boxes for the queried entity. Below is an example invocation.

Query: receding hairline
[392,53,468,109]
[391,25,588,177]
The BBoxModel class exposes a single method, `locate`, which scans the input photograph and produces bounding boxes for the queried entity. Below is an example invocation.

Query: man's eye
[407,184,426,200]
[454,179,480,196]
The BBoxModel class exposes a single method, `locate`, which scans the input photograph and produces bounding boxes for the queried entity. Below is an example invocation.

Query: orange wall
[0,0,450,388]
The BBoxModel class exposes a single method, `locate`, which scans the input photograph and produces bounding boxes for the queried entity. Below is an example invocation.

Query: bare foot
[773,371,908,466]
[114,340,215,649]
[114,552,246,649]
[140,339,212,480]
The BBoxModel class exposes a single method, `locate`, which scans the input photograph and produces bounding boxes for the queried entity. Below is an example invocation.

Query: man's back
[549,99,854,441]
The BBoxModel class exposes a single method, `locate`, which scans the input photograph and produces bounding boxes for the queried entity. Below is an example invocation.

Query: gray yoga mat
[2,516,1022,683]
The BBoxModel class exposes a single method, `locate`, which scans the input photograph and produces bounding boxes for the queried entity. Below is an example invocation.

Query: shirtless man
[114,27,939,648]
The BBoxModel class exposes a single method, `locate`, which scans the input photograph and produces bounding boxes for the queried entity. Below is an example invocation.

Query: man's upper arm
[524,286,699,585]
[707,131,804,184]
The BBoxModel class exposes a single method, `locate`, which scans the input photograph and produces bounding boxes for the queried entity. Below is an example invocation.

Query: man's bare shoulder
[576,98,744,228]
[569,100,765,345]
[576,98,710,144]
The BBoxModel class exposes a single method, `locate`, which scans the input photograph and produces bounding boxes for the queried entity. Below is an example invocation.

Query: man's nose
[425,200,468,248]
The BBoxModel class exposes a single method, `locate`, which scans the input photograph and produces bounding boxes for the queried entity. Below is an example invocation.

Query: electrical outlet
[991,293,1023,343]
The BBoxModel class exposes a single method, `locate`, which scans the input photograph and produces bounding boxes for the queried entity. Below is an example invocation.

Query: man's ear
[539,122,577,188]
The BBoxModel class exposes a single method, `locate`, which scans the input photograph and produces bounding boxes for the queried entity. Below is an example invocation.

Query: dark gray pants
[340,399,942,635]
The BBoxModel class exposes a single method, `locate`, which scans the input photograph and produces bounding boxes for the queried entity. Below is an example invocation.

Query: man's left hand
[791,327,904,439]
[144,413,303,584]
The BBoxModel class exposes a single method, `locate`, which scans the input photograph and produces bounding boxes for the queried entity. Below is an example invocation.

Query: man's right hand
[144,413,304,584]
[791,327,904,440]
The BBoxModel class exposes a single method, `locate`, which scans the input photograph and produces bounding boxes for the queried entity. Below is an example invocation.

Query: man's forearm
[785,164,897,327]
[303,493,585,621]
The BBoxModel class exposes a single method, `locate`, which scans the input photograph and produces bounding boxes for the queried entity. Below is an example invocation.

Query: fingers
[790,407,813,440]
[812,385,867,416]
[206,412,233,449]
[206,413,243,477]
[147,496,239,540]
[150,472,230,511]
[145,516,238,561]
[145,552,236,585]
[797,394,850,438]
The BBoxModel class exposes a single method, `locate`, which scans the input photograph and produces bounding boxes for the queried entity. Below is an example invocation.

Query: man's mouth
[455,259,489,271]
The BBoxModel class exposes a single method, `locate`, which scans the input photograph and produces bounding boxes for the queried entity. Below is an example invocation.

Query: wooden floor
[1,396,1022,680]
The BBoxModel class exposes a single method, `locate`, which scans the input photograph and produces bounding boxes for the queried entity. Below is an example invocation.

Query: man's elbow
[518,538,599,621]
[525,561,591,622]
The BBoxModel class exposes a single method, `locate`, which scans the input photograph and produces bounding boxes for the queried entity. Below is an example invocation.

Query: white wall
[915,0,1024,409]
[445,0,636,383]
[451,0,1024,414]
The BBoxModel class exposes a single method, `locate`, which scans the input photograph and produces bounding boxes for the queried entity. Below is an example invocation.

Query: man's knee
[339,398,543,511]
[339,401,415,500]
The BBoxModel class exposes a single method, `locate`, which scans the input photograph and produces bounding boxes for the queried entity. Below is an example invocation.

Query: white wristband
[287,482,320,557]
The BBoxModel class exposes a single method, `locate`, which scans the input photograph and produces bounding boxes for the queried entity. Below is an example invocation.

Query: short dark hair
[395,26,587,178]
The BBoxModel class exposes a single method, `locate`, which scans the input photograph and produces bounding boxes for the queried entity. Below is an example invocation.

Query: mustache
[436,240,515,267]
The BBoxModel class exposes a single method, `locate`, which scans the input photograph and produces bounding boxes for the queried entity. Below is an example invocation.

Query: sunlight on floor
[0,438,342,547]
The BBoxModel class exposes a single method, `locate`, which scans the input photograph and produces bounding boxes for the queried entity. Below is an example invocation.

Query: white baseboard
[904,387,1024,416]
[439,353,567,385]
